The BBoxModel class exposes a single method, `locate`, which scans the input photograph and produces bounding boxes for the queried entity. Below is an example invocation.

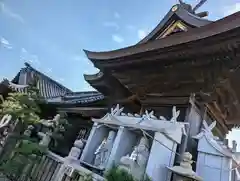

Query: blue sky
[1,0,240,91]
[1,0,240,147]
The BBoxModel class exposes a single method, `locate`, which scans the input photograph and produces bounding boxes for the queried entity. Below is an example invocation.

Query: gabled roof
[84,10,240,64]
[22,63,72,93]
[1,63,105,105]
[139,4,212,43]
[82,3,215,101]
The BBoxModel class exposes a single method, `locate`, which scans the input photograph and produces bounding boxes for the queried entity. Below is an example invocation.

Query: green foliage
[105,166,135,181]
[0,79,44,180]
[0,80,41,124]
[143,175,152,181]
[79,173,93,181]
[104,166,152,181]
[14,139,47,156]
[0,138,47,181]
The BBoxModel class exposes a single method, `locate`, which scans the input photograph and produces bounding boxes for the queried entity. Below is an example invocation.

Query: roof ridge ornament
[110,104,124,116]
[192,0,207,12]
[178,0,208,17]
[110,104,181,123]
[170,106,180,123]
[193,120,216,139]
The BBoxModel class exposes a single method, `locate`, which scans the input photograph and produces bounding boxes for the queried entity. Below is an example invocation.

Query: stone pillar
[67,139,84,161]
[145,131,180,181]
[80,122,103,164]
[186,104,202,153]
[232,140,237,152]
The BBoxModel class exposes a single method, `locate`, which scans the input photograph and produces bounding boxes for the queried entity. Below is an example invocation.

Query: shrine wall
[146,132,178,181]
[196,133,233,181]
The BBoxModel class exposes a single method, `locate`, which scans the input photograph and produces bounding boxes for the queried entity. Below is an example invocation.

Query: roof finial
[24,62,31,67]
[178,0,208,17]
[192,0,207,12]
[178,0,193,13]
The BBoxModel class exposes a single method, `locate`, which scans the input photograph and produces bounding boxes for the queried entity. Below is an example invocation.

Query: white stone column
[80,122,101,164]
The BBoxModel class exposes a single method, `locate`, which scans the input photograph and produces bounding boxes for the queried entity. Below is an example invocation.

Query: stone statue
[0,114,12,129]
[119,137,150,181]
[40,114,60,127]
[38,131,52,147]
[93,131,116,169]
[68,139,84,160]
[24,125,34,137]
[0,114,12,147]
[38,114,63,147]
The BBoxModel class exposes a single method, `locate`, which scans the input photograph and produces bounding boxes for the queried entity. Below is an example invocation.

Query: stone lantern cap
[167,152,203,181]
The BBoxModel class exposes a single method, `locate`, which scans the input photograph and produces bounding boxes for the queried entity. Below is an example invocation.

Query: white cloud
[0,2,24,23]
[29,55,40,65]
[72,55,92,65]
[59,78,65,82]
[103,22,119,30]
[72,55,81,61]
[137,29,147,39]
[126,25,135,31]
[223,3,240,16]
[0,37,12,49]
[21,48,27,54]
[112,34,124,43]
[46,68,53,73]
[114,12,120,19]
[72,55,88,62]
[20,48,40,66]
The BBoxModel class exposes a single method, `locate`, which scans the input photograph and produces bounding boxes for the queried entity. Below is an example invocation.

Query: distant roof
[2,63,104,105]
[23,62,72,93]
[57,91,104,104]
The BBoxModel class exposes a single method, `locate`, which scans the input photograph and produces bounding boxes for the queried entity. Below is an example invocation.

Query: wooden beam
[95,34,240,69]
[205,104,229,134]
[112,57,227,96]
[140,95,189,105]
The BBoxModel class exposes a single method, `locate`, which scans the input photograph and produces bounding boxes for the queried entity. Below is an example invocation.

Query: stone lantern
[167,152,202,181]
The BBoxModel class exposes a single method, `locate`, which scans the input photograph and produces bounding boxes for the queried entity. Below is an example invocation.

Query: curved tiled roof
[2,63,105,105]
[83,10,240,61]
[62,91,104,104]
